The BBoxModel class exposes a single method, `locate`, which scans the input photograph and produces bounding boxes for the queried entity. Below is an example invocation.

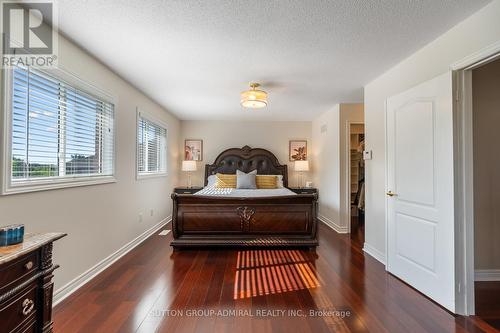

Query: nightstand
[174,187,203,194]
[288,187,317,195]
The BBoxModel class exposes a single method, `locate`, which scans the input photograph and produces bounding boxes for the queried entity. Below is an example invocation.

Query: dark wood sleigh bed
[170,146,318,249]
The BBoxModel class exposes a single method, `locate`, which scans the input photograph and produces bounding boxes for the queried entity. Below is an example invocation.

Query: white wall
[312,105,342,231]
[179,121,312,187]
[311,104,363,233]
[0,35,180,293]
[472,59,500,270]
[364,0,500,258]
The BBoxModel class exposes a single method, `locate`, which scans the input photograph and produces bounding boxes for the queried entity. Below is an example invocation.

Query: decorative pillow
[215,173,237,188]
[256,175,278,189]
[259,174,284,188]
[206,175,217,187]
[276,175,284,188]
[236,169,257,189]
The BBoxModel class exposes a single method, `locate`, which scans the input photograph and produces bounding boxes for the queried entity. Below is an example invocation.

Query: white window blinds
[10,66,115,186]
[137,114,167,176]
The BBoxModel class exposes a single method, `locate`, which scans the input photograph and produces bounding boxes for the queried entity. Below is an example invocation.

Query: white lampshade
[182,160,197,172]
[294,160,309,171]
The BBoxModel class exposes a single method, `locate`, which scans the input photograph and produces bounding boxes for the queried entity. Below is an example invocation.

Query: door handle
[386,191,397,197]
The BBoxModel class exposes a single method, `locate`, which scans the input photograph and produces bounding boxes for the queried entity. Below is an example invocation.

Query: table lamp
[182,160,197,188]
[294,160,309,188]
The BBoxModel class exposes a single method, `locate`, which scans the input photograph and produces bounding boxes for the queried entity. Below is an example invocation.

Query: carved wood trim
[45,285,51,307]
[41,243,53,270]
[171,238,318,247]
[236,206,255,230]
[0,265,59,303]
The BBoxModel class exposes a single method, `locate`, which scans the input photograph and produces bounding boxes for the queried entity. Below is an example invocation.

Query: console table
[0,232,66,333]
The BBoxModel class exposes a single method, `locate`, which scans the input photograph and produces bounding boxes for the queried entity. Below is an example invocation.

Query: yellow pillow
[215,173,237,188]
[256,175,278,189]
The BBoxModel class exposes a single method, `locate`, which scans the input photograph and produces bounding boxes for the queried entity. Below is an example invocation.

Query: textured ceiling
[56,0,490,121]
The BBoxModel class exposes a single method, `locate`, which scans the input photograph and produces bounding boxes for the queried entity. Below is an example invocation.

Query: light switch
[363,150,372,160]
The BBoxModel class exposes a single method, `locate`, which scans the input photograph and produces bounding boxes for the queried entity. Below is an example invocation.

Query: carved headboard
[204,145,288,187]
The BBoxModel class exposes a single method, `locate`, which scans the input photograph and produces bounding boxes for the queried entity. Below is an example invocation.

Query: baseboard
[53,216,171,306]
[475,269,500,281]
[363,242,386,265]
[318,215,349,234]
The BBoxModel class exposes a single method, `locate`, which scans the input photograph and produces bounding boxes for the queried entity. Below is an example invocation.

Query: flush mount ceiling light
[240,83,268,109]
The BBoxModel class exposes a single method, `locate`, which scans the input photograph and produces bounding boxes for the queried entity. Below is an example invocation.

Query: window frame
[136,108,168,180]
[1,66,117,195]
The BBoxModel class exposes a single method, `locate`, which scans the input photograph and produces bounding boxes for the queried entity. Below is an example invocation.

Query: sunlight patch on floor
[233,250,319,300]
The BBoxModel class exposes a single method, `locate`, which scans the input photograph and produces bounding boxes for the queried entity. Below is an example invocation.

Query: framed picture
[184,139,203,161]
[289,140,307,161]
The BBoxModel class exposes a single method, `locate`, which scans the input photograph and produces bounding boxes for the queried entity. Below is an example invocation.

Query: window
[136,111,167,178]
[2,66,115,194]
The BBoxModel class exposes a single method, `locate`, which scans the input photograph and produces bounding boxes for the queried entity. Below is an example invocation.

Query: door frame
[344,121,364,233]
[451,42,500,315]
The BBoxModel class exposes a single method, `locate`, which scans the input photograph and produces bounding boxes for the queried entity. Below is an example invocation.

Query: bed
[170,146,318,249]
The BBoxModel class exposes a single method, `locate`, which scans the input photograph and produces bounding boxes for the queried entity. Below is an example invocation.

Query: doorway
[349,123,365,245]
[454,48,500,317]
[470,57,500,329]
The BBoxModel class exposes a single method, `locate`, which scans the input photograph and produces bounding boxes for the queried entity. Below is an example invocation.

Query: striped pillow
[215,173,237,188]
[256,175,278,189]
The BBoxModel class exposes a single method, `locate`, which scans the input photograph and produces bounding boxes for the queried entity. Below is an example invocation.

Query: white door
[386,72,455,312]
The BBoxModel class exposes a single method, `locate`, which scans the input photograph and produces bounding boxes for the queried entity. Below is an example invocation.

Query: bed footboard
[170,193,318,248]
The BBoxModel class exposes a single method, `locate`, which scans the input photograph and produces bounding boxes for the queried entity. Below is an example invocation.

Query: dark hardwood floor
[350,216,364,249]
[476,281,500,330]
[53,222,498,333]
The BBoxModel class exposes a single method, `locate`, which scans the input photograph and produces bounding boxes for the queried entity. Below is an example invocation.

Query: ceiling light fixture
[240,83,268,109]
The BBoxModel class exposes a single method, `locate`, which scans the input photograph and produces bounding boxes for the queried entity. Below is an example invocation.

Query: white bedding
[194,187,297,197]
